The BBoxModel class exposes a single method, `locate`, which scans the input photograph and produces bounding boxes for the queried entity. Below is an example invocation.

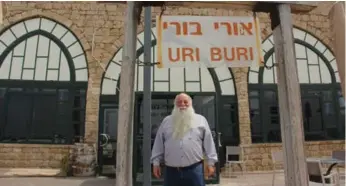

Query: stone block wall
[0,144,72,168]
[0,1,342,171]
[1,1,334,144]
[223,140,345,173]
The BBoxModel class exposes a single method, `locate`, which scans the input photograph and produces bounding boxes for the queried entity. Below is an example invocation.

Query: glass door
[301,91,325,141]
[98,105,118,176]
[262,90,281,142]
[193,95,219,184]
[4,93,33,142]
[133,95,174,186]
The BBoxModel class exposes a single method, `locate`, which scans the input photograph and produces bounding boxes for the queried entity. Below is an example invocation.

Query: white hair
[171,93,195,140]
[173,93,193,105]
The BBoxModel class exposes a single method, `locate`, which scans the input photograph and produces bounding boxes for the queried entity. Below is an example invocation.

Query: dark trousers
[164,161,205,186]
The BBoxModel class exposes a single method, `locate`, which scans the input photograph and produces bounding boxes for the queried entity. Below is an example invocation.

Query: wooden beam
[329,2,345,97]
[270,4,309,186]
[164,1,317,13]
[115,2,140,186]
[98,1,317,14]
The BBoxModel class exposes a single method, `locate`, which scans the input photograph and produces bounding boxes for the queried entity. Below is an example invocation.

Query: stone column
[233,68,252,145]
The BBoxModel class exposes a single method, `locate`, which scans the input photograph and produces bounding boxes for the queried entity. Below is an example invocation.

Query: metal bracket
[264,62,278,70]
[138,1,167,18]
[136,59,159,66]
[118,59,159,66]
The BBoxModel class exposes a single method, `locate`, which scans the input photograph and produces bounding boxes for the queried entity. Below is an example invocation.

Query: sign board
[156,16,263,68]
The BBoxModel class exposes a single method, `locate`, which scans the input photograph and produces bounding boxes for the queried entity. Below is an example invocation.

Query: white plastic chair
[332,151,345,180]
[271,150,284,186]
[307,159,339,186]
[225,146,246,177]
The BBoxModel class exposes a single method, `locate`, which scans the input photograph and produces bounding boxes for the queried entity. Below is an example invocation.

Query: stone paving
[0,172,344,186]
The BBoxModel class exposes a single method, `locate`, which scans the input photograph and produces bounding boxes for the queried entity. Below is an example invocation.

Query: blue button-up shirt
[151,114,218,167]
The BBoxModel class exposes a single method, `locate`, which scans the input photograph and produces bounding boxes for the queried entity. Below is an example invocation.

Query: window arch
[248,27,344,143]
[0,17,88,82]
[101,28,235,96]
[0,17,88,144]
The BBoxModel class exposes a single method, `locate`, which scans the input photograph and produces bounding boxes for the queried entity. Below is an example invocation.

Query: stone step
[0,168,60,177]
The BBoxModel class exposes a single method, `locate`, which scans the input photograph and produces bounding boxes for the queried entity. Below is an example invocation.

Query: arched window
[0,17,88,144]
[248,27,344,143]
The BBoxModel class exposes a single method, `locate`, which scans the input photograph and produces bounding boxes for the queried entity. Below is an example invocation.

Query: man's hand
[207,165,215,177]
[153,165,161,179]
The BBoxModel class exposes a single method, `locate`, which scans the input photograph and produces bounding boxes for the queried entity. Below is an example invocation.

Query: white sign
[156,16,264,68]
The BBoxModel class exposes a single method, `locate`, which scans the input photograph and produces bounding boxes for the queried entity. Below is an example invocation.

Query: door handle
[218,132,222,147]
[100,133,110,147]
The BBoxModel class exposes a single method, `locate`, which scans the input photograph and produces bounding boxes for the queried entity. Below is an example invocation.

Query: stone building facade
[0,1,344,174]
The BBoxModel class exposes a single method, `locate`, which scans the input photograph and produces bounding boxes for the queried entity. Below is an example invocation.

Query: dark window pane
[302,97,323,133]
[0,88,6,96]
[221,104,234,141]
[0,87,87,144]
[322,91,333,102]
[251,110,263,143]
[267,129,281,142]
[339,97,345,108]
[9,88,23,92]
[323,102,335,116]
[73,110,80,122]
[253,83,344,142]
[104,108,118,139]
[29,95,57,143]
[249,91,258,97]
[250,98,259,110]
[4,94,31,141]
[307,91,320,96]
[74,96,81,107]
[80,96,86,108]
[42,89,56,93]
[340,109,345,137]
[0,88,6,122]
[264,91,277,102]
[270,106,279,115]
[326,127,338,139]
[58,89,69,101]
[250,110,260,122]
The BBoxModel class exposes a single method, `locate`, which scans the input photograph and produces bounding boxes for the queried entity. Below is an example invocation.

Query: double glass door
[2,91,58,143]
[98,105,118,175]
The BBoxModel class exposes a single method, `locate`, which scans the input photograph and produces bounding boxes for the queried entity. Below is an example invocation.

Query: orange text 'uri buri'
[167,47,254,63]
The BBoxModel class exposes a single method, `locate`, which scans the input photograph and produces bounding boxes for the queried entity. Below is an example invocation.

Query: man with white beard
[151,93,218,186]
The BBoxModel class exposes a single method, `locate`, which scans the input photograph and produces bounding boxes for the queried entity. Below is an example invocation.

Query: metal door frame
[97,103,118,176]
[301,94,325,139]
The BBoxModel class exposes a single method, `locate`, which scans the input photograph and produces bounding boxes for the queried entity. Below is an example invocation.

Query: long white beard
[171,106,195,140]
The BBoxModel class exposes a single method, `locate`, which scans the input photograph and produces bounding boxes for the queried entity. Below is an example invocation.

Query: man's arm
[202,117,218,166]
[150,117,168,166]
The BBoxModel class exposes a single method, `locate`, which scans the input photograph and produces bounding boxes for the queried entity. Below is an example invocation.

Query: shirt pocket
[189,127,204,142]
